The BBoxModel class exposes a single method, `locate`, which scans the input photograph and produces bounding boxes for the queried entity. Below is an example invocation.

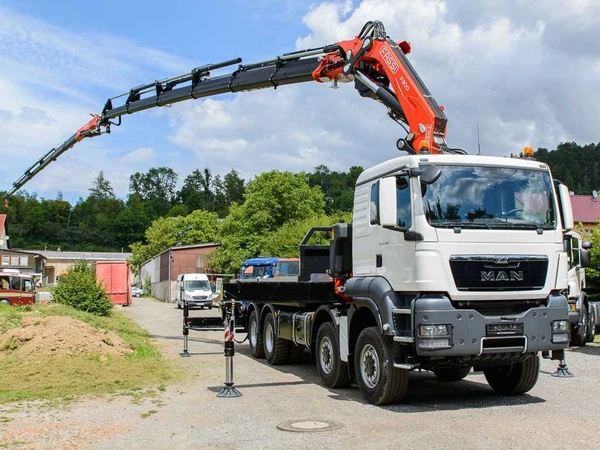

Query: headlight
[418,324,450,337]
[552,320,569,332]
[417,324,452,350]
[551,320,570,344]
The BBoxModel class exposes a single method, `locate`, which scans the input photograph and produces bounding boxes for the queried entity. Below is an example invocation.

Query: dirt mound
[0,316,133,358]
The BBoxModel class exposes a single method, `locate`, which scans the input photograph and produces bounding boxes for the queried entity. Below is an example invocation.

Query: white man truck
[222,153,573,405]
[564,231,599,345]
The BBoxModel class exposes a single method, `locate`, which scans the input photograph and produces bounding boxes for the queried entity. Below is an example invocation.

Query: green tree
[209,170,325,273]
[129,209,219,275]
[89,171,115,200]
[130,167,178,218]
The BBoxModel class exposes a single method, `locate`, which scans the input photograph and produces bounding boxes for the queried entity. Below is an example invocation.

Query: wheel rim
[249,318,257,347]
[582,308,588,337]
[265,322,274,353]
[360,344,380,389]
[0,300,10,305]
[319,336,333,375]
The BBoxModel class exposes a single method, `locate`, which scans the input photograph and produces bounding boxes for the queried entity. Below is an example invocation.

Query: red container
[96,261,132,306]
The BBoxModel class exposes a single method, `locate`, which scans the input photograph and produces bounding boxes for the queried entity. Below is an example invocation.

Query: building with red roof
[570,194,600,233]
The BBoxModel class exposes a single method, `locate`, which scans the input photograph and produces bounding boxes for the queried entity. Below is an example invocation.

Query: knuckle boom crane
[7,20,574,406]
[7,20,452,197]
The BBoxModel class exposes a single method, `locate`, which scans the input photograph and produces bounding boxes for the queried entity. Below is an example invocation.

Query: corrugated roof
[155,242,221,259]
[570,195,600,224]
[30,250,132,261]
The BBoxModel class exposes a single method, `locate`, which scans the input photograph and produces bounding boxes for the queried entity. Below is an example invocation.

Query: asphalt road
[2,297,600,449]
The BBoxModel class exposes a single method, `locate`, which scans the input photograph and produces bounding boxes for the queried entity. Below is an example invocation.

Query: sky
[0,0,598,201]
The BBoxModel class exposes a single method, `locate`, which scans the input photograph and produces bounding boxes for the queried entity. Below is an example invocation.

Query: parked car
[131,286,145,297]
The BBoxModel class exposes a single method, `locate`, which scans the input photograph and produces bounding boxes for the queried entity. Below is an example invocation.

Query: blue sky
[1,0,598,201]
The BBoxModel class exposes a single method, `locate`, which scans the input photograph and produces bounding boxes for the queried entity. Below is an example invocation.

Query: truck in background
[95,261,132,306]
[176,273,214,310]
[240,257,300,280]
[564,231,599,345]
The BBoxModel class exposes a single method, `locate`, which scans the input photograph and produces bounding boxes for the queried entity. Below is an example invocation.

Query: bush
[52,262,113,316]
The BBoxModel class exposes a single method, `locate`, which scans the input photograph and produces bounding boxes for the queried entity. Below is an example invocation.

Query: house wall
[170,246,218,280]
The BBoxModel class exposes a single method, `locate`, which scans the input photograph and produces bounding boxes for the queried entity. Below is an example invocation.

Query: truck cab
[176,273,213,310]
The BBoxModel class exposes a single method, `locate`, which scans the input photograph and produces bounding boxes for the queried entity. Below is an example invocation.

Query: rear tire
[433,366,472,382]
[484,354,540,395]
[263,313,291,365]
[354,327,409,405]
[248,310,265,358]
[0,298,11,306]
[316,322,351,388]
[571,304,588,346]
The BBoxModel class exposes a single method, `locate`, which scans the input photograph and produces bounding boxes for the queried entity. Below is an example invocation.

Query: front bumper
[413,293,569,357]
[187,299,213,307]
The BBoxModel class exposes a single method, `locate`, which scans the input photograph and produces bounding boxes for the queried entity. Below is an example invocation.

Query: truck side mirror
[581,249,591,268]
[582,241,592,250]
[419,165,442,185]
[379,176,398,228]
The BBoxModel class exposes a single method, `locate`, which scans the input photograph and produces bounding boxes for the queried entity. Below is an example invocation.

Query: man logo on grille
[481,271,524,282]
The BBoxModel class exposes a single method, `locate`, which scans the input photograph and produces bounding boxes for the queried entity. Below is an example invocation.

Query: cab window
[396,175,411,228]
[370,182,380,225]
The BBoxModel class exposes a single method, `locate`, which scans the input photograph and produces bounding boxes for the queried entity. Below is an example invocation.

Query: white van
[176,273,213,309]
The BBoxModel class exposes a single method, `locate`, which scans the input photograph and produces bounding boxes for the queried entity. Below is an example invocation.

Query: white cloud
[167,0,600,173]
[2,1,600,199]
[119,147,157,165]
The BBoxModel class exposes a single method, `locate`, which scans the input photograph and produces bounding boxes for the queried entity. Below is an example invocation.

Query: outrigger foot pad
[179,351,191,358]
[217,384,242,398]
[552,361,573,378]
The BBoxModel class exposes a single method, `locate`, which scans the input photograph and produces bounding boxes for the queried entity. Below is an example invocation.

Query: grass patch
[0,303,183,404]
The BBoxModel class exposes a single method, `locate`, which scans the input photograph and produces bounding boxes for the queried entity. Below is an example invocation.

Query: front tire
[571,304,588,346]
[586,305,596,343]
[316,322,350,388]
[263,313,291,365]
[248,310,265,358]
[0,298,11,306]
[433,366,472,382]
[483,354,540,395]
[354,327,409,405]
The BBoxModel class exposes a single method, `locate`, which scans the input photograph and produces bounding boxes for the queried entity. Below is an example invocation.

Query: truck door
[372,175,416,284]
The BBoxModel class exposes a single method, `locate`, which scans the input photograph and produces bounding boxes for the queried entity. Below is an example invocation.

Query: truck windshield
[240,265,270,279]
[185,280,210,290]
[421,165,556,229]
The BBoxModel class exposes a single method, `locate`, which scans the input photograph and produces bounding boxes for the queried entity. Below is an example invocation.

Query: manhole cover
[277,420,344,433]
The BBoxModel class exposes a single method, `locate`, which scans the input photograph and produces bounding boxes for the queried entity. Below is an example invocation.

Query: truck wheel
[248,310,265,358]
[571,304,588,346]
[433,366,472,382]
[354,327,409,405]
[0,298,11,306]
[586,305,596,343]
[263,313,291,365]
[483,354,539,395]
[316,322,350,388]
[177,300,182,309]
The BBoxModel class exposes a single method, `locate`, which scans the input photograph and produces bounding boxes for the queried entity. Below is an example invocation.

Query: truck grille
[192,295,208,300]
[450,255,548,291]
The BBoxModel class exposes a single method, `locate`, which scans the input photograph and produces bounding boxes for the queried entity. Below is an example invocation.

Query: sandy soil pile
[0,315,132,358]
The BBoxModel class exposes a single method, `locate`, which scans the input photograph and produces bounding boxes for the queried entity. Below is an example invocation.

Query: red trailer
[96,261,132,306]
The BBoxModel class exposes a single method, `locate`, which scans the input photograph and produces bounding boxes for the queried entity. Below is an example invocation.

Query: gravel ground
[1,297,600,450]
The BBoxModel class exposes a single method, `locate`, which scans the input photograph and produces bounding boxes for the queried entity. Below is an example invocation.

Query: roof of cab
[241,257,279,266]
[356,154,550,186]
